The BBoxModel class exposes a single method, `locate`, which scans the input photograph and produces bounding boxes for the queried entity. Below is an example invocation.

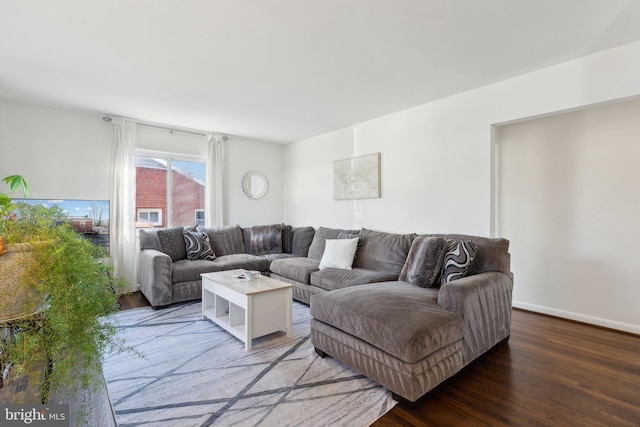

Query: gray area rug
[102,301,395,426]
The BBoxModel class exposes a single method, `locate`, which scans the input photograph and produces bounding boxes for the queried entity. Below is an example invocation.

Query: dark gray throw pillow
[156,227,187,262]
[183,229,216,261]
[399,236,448,287]
[440,240,478,285]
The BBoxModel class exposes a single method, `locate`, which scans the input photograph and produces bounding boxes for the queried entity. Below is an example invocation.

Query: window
[138,209,162,226]
[135,152,206,228]
[195,209,205,227]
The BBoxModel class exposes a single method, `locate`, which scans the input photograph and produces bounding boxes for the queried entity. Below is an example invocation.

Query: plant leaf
[0,193,10,209]
[2,175,31,197]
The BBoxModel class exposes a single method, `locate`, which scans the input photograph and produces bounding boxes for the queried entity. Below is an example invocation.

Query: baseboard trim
[512,300,640,335]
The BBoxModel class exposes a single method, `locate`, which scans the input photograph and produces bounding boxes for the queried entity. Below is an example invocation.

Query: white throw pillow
[319,238,359,270]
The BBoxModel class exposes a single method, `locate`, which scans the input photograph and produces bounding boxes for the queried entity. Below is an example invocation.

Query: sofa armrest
[138,249,173,307]
[437,271,513,363]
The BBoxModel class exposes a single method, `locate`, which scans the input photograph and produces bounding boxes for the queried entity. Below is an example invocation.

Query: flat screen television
[11,198,110,253]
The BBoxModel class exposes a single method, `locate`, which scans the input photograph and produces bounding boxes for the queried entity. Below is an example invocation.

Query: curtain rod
[102,116,228,141]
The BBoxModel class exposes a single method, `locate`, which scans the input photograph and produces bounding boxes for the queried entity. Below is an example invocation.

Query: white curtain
[110,118,138,293]
[205,134,225,228]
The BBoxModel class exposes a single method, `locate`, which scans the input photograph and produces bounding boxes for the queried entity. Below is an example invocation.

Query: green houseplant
[0,175,126,423]
[0,174,41,326]
[0,174,31,252]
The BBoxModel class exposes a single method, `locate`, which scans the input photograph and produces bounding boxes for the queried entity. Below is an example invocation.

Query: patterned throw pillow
[337,232,362,266]
[183,229,216,261]
[157,227,187,262]
[441,240,478,285]
[282,224,293,254]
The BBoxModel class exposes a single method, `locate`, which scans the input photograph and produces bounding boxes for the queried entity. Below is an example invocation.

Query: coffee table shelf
[201,270,293,350]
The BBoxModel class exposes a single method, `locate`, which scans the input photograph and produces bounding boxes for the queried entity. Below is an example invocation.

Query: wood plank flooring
[118,292,640,426]
[118,290,151,310]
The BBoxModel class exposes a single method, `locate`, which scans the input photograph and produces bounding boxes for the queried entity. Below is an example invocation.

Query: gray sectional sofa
[137,223,513,405]
[137,224,315,307]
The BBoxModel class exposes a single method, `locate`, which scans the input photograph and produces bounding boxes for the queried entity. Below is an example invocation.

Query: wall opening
[494,97,640,333]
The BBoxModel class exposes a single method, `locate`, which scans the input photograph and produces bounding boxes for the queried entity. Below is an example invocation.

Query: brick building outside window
[135,157,205,228]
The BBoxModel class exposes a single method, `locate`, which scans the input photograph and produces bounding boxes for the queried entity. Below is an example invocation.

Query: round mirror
[242,171,268,199]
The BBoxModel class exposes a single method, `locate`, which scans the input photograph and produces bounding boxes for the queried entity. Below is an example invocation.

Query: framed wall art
[333,152,381,200]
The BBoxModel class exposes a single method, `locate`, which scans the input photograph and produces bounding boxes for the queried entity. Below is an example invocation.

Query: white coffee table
[201,270,293,350]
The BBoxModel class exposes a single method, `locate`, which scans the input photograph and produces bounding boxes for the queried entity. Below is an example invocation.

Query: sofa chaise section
[309,234,513,404]
[311,282,464,403]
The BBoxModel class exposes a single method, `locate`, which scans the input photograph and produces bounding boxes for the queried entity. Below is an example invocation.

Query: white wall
[136,125,207,157]
[0,100,112,200]
[497,98,640,334]
[226,137,284,227]
[285,41,640,234]
[0,100,284,226]
[283,40,640,332]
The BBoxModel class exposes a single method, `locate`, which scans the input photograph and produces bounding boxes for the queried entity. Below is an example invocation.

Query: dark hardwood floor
[118,290,151,310]
[118,292,640,426]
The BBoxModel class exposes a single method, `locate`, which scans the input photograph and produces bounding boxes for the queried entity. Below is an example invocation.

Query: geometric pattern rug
[102,301,396,427]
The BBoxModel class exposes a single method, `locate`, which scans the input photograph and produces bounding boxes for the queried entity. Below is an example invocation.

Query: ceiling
[2,0,640,144]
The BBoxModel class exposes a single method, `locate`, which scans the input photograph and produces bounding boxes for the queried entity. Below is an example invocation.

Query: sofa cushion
[270,257,321,284]
[157,227,187,262]
[310,282,462,364]
[210,253,270,272]
[172,254,271,283]
[319,238,359,270]
[183,229,216,261]
[291,226,316,256]
[440,240,478,285]
[354,228,415,275]
[399,236,448,288]
[310,268,399,291]
[139,229,162,251]
[201,225,246,256]
[249,224,282,255]
[308,227,360,260]
[337,231,362,267]
[259,253,300,262]
[172,259,222,283]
